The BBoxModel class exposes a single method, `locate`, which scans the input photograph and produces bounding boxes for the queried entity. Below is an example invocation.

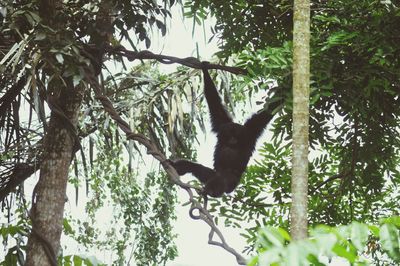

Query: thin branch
[0,163,36,201]
[310,173,344,195]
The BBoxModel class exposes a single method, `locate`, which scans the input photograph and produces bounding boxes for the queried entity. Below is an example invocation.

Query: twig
[310,173,344,195]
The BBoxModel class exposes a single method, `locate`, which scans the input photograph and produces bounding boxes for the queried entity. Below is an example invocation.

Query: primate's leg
[204,176,226,197]
[171,159,216,184]
[204,170,241,197]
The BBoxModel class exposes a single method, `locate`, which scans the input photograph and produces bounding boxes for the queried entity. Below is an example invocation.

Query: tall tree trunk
[23,0,82,264]
[291,0,310,240]
[25,80,83,266]
[24,0,110,263]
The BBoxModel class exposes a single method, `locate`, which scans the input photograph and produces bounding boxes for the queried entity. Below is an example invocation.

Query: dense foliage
[252,217,400,265]
[187,0,400,222]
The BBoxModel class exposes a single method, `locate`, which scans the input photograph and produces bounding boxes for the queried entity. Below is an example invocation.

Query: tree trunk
[25,82,83,265]
[23,0,111,264]
[291,0,310,240]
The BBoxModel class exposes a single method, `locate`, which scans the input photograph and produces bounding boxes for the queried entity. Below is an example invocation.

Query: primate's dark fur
[172,62,282,197]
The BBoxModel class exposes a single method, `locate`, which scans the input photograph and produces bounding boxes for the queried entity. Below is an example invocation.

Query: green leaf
[367,224,380,237]
[56,53,64,64]
[350,222,369,250]
[73,255,83,266]
[73,75,83,87]
[332,243,357,262]
[63,218,73,235]
[258,247,282,265]
[287,243,307,266]
[307,253,325,266]
[381,216,400,227]
[314,233,337,253]
[380,224,400,261]
[247,256,258,266]
[63,255,72,266]
[258,227,290,249]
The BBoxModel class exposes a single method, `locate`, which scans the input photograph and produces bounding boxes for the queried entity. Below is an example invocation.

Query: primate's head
[219,123,245,147]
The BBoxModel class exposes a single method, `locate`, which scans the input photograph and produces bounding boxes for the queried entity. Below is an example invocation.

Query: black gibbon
[171,62,282,197]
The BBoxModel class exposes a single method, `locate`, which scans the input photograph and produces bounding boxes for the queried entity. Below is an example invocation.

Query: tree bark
[23,0,83,264]
[25,82,83,266]
[291,0,310,240]
[25,0,108,263]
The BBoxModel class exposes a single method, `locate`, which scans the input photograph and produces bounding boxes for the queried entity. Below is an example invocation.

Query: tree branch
[104,45,247,75]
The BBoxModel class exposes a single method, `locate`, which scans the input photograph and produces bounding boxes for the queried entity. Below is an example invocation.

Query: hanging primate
[171,62,283,197]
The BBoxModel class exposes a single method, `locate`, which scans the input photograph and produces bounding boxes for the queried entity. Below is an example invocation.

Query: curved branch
[104,45,247,75]
[86,71,247,265]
